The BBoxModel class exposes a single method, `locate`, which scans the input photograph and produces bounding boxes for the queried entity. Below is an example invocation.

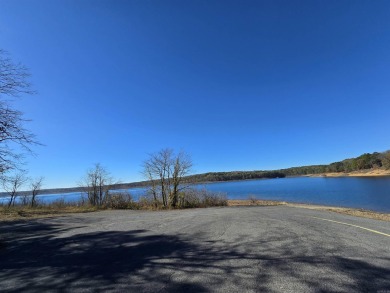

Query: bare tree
[142,160,159,208]
[170,151,193,207]
[143,149,171,207]
[3,171,28,207]
[29,176,44,207]
[0,49,37,178]
[142,149,193,208]
[80,164,113,207]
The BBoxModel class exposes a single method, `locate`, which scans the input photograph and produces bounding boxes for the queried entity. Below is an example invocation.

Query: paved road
[1,206,389,292]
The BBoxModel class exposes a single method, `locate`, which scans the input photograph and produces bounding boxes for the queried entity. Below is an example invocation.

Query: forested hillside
[186,151,390,182]
[186,171,286,182]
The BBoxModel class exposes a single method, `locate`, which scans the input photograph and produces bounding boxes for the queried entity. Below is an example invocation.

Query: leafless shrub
[105,192,136,209]
[179,188,228,208]
[49,198,67,209]
[138,193,164,210]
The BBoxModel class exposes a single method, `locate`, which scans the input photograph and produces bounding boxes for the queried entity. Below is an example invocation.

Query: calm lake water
[1,177,390,212]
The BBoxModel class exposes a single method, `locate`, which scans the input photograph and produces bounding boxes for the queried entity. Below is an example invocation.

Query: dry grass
[0,206,99,221]
[285,203,390,222]
[228,199,286,206]
[227,200,390,222]
[327,208,390,221]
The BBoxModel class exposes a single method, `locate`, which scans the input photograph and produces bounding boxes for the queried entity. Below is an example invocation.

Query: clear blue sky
[1,0,390,188]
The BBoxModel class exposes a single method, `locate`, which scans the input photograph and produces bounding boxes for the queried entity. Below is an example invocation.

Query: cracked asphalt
[1,206,389,292]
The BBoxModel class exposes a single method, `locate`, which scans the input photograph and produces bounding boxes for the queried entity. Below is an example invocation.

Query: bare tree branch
[0,49,35,98]
[0,49,39,177]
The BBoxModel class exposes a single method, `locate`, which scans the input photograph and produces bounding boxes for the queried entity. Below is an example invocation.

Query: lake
[202,177,390,212]
[1,177,390,212]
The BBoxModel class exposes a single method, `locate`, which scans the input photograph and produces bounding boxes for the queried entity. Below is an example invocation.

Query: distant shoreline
[1,169,390,197]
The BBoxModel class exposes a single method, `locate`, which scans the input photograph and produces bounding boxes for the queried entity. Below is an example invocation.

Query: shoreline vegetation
[3,150,389,196]
[1,168,389,197]
[0,189,229,221]
[1,198,389,222]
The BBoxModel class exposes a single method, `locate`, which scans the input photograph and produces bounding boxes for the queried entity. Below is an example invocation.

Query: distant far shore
[2,168,390,197]
[305,169,390,178]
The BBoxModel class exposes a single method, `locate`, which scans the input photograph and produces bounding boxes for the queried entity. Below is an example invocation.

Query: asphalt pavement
[1,206,389,292]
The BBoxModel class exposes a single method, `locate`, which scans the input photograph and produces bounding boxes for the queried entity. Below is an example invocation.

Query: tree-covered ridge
[187,151,390,182]
[186,171,286,183]
[327,151,390,172]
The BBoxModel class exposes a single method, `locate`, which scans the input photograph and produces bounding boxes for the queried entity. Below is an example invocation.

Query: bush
[0,189,227,212]
[138,193,164,209]
[40,198,81,209]
[104,192,136,209]
[49,197,67,209]
[136,189,227,209]
[178,188,228,208]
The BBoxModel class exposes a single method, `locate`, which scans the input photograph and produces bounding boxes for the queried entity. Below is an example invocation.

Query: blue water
[1,177,390,212]
[201,177,390,212]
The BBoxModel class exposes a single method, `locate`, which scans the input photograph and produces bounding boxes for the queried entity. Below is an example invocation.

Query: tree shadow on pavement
[0,219,389,292]
[0,219,209,292]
